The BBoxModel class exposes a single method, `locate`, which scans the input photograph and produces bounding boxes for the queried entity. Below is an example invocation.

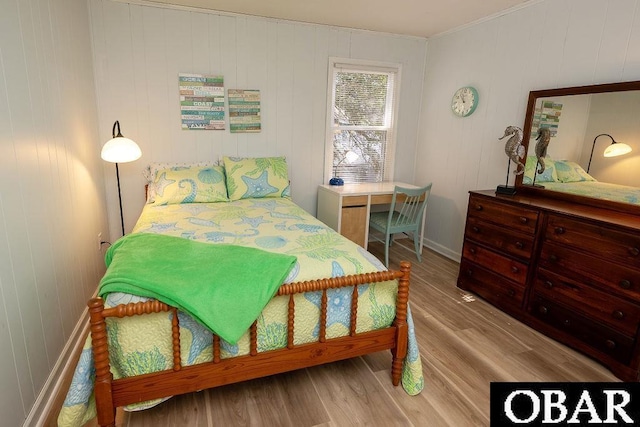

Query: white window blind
[327,60,400,183]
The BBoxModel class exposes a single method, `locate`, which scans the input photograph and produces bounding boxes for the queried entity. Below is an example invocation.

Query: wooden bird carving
[499,126,525,175]
[535,127,551,173]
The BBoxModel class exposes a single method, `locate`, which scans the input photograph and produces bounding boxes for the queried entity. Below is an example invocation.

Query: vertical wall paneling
[417,0,640,260]
[89,0,427,233]
[0,0,105,423]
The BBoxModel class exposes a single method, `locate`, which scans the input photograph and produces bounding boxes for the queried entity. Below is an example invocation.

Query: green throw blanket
[99,233,297,344]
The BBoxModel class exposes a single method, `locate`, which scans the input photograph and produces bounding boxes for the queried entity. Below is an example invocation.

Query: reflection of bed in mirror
[523,156,640,205]
[517,80,640,214]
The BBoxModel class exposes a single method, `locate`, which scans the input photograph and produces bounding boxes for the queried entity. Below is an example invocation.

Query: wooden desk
[317,182,424,249]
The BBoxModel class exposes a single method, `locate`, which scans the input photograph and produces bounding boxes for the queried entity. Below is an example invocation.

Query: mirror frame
[516,80,640,215]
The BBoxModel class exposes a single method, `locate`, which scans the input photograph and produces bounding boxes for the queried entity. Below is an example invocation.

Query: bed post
[391,261,411,386]
[88,298,116,427]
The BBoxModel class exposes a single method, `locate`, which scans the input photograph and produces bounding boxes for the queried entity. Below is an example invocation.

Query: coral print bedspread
[543,181,640,205]
[58,198,424,426]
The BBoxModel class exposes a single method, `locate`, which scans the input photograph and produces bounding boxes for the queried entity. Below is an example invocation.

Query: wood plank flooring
[64,240,618,427]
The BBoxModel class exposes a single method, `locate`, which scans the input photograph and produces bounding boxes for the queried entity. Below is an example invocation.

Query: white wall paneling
[89,0,428,241]
[0,0,105,424]
[417,0,640,260]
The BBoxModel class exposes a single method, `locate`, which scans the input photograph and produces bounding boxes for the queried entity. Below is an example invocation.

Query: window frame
[324,57,402,184]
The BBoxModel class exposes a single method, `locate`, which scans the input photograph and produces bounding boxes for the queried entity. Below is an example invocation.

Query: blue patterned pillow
[522,156,558,184]
[555,160,595,183]
[152,165,228,204]
[223,156,290,200]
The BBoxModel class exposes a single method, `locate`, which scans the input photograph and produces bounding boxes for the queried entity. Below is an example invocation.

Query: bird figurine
[535,127,551,173]
[499,126,525,175]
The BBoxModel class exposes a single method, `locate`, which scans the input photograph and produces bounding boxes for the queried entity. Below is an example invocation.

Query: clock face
[451,86,478,117]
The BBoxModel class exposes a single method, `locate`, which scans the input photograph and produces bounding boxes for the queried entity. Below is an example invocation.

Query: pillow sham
[152,165,228,205]
[223,156,290,200]
[522,156,558,185]
[554,160,596,183]
[144,161,217,203]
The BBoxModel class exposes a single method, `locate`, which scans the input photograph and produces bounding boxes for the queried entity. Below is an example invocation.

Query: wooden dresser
[458,190,640,381]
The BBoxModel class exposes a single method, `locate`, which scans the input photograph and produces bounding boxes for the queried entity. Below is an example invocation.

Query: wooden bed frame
[88,261,412,427]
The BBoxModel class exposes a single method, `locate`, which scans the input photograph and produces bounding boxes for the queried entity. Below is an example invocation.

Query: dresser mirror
[516,80,640,214]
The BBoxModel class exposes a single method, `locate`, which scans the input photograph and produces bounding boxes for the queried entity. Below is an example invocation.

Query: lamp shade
[101,120,142,163]
[603,141,632,158]
[101,136,141,163]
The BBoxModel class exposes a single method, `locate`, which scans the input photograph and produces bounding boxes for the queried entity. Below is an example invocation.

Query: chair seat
[370,211,413,233]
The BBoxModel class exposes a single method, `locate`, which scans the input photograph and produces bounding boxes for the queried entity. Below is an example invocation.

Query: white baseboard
[24,310,90,427]
[423,238,461,263]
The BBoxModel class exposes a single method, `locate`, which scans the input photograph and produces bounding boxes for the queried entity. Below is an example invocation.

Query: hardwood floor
[72,240,617,427]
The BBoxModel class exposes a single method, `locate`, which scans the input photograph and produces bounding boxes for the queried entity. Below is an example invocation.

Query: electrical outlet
[98,232,102,251]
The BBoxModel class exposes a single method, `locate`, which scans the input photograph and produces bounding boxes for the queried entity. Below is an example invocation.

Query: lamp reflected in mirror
[587,133,632,173]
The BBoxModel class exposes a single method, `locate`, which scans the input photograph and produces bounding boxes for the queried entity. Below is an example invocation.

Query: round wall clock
[451,86,479,117]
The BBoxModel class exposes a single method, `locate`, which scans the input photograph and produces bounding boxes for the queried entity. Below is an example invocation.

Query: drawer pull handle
[629,247,640,257]
[507,289,515,297]
[511,266,519,274]
[538,306,548,315]
[563,319,571,327]
[619,280,632,290]
[474,204,483,211]
[515,241,524,249]
[469,248,476,255]
[519,217,528,224]
[612,310,625,320]
[549,254,558,262]
[472,226,480,233]
[605,340,616,349]
[544,281,554,289]
[554,227,565,234]
[466,269,473,277]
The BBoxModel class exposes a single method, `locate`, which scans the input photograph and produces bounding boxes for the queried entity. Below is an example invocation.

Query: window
[326,58,401,183]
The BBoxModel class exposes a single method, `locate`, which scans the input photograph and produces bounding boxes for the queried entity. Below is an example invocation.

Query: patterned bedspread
[542,181,640,205]
[58,198,424,426]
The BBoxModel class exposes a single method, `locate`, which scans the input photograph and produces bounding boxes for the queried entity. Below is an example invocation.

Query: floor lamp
[587,133,632,173]
[101,121,142,236]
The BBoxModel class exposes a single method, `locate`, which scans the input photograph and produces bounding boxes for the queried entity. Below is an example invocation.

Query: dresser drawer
[462,242,528,286]
[458,260,525,312]
[540,242,640,303]
[534,269,640,337]
[529,295,635,365]
[545,214,640,269]
[465,217,534,260]
[467,195,538,235]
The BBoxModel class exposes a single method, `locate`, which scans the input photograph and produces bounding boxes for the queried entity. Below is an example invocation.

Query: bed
[523,156,640,205]
[58,157,424,427]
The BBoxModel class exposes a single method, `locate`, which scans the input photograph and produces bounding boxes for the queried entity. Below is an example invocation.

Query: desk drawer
[342,195,368,207]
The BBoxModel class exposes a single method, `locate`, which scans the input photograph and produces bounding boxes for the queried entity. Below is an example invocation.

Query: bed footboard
[89,261,411,427]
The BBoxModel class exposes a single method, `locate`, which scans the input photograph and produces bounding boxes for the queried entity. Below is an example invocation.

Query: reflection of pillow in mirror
[554,160,596,183]
[153,165,228,205]
[523,156,558,184]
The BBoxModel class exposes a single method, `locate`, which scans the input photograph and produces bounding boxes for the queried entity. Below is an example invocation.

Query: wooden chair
[369,184,432,267]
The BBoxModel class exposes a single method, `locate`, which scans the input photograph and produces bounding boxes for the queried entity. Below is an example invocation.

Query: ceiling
[147,0,534,38]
